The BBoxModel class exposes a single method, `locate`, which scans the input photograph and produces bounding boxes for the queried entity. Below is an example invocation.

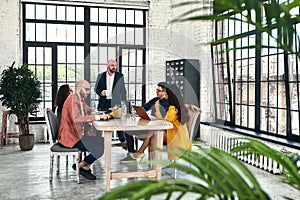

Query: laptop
[132,105,161,121]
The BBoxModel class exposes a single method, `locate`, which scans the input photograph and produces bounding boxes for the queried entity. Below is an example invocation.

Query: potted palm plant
[0,62,41,150]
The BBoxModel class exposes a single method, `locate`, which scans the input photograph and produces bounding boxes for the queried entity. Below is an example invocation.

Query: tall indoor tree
[0,62,41,150]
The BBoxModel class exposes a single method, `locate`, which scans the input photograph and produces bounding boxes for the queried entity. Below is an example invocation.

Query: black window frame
[22,2,148,119]
[212,0,300,145]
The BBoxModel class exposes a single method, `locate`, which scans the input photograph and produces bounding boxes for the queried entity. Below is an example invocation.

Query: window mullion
[284,52,292,136]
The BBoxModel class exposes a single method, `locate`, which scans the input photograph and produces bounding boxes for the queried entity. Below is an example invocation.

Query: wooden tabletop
[93,117,173,131]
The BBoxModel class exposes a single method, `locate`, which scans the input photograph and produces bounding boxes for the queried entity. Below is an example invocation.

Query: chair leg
[56,155,60,175]
[171,160,177,179]
[148,147,151,161]
[76,152,80,184]
[174,167,177,179]
[134,135,138,151]
[49,154,54,181]
[66,155,68,168]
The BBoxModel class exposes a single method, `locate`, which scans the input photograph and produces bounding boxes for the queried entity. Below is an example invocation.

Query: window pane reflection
[126,27,134,44]
[135,10,143,25]
[117,9,125,24]
[57,6,65,20]
[126,10,134,24]
[99,8,107,23]
[66,6,75,21]
[291,111,300,136]
[24,3,146,119]
[36,5,46,20]
[90,8,98,22]
[135,28,144,45]
[26,23,35,41]
[108,26,116,44]
[99,26,107,43]
[47,5,56,20]
[76,7,84,21]
[28,47,36,64]
[117,27,125,44]
[108,9,116,23]
[26,4,35,19]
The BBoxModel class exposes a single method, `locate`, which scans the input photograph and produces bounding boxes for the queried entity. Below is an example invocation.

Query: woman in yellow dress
[130,84,192,161]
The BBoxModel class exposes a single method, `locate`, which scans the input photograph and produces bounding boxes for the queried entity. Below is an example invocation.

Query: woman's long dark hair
[166,84,189,124]
[54,84,72,108]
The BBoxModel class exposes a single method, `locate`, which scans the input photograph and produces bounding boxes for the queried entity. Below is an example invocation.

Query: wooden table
[93,117,173,191]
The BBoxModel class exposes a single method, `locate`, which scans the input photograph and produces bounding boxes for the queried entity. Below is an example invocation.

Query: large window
[212,0,300,142]
[23,2,147,117]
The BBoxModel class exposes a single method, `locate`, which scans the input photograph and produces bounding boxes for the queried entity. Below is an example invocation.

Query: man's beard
[108,68,116,73]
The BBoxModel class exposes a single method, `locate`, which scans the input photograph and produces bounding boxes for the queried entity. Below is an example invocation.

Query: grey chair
[45,108,81,183]
[172,107,201,179]
[186,107,201,142]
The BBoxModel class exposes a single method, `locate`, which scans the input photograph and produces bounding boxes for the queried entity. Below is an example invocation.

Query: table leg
[104,131,112,191]
[1,110,8,146]
[154,130,164,180]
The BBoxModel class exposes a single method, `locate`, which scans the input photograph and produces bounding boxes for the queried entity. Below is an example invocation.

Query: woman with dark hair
[54,84,73,124]
[130,84,192,161]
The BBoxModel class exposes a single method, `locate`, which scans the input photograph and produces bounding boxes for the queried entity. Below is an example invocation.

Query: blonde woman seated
[130,84,192,161]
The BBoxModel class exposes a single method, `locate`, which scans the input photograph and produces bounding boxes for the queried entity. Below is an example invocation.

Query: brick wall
[147,0,214,121]
[0,0,21,70]
[0,0,215,142]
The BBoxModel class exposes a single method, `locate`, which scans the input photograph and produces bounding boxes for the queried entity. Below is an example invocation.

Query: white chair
[45,108,81,183]
[186,107,201,142]
[172,107,201,179]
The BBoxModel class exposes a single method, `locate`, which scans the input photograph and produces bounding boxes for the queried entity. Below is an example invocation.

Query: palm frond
[231,138,300,190]
[99,145,269,200]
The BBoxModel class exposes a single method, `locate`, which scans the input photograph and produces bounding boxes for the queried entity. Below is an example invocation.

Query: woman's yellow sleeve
[164,106,177,123]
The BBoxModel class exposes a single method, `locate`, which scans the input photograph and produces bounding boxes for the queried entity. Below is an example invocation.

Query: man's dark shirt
[94,71,126,111]
[143,97,169,117]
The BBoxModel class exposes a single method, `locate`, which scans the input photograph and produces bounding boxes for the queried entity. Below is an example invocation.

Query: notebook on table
[132,105,161,121]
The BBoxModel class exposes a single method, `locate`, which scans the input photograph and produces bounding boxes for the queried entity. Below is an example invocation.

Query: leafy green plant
[99,139,300,200]
[0,62,41,135]
[231,138,300,191]
[100,144,270,200]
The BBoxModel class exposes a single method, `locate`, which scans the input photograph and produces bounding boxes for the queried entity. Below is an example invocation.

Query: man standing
[95,59,127,111]
[95,59,127,146]
[59,79,110,180]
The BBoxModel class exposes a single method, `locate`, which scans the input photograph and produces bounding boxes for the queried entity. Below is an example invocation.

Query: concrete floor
[0,143,300,200]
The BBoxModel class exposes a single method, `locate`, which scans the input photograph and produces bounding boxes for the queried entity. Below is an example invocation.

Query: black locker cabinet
[166,59,200,139]
[166,59,200,106]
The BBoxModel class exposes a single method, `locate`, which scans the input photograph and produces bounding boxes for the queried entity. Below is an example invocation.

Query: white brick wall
[147,0,214,121]
[0,0,215,142]
[0,0,21,69]
[0,0,21,141]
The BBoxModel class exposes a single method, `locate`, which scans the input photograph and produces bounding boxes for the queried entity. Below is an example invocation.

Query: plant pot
[19,134,35,151]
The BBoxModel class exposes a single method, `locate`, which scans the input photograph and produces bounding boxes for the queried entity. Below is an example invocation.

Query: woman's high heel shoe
[129,152,145,162]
